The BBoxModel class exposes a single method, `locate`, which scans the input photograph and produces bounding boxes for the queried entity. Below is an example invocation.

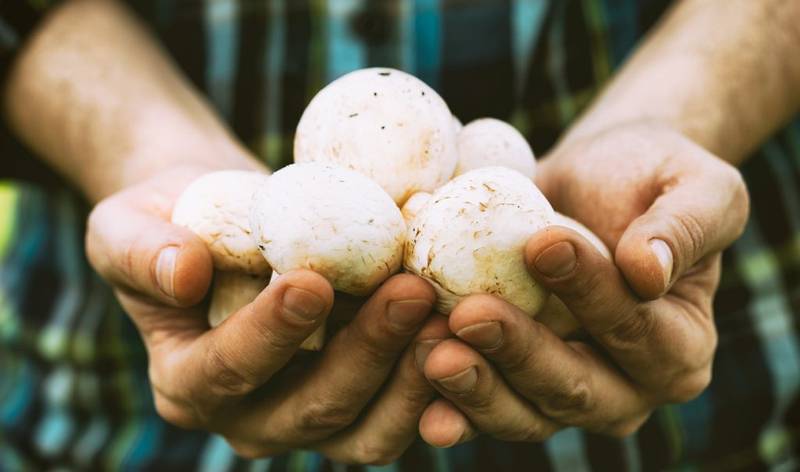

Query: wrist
[84,115,267,203]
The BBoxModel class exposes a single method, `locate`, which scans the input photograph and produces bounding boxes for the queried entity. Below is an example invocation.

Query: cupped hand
[86,166,446,464]
[415,122,750,446]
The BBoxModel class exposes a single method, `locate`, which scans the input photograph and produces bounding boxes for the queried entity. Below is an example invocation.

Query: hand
[86,166,445,464]
[415,122,749,445]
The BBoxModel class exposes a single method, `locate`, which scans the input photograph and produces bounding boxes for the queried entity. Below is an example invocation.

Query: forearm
[3,0,263,203]
[563,0,800,165]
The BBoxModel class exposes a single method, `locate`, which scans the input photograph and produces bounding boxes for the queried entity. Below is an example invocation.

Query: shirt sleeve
[0,1,61,83]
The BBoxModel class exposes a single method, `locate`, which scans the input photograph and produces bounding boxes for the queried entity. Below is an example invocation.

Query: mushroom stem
[269,271,326,351]
[208,271,270,328]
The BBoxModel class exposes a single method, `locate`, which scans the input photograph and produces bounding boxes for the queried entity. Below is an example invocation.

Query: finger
[525,226,716,401]
[449,294,650,433]
[419,399,478,448]
[239,274,436,445]
[316,315,450,465]
[150,269,333,426]
[615,162,748,298]
[423,339,560,442]
[86,196,212,306]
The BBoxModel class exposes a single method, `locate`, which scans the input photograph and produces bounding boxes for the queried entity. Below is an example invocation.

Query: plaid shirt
[2,1,800,470]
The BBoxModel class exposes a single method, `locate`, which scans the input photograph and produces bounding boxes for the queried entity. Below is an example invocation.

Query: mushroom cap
[401,191,432,224]
[452,115,464,134]
[172,170,270,274]
[250,163,406,295]
[294,67,458,205]
[405,166,554,316]
[552,213,611,259]
[454,118,536,179]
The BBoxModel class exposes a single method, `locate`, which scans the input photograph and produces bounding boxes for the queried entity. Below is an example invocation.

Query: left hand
[415,122,750,446]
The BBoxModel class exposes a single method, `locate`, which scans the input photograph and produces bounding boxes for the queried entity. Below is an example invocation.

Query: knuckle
[204,341,258,398]
[606,415,649,438]
[348,439,402,466]
[565,270,606,308]
[295,397,358,436]
[516,422,553,443]
[153,394,199,430]
[541,376,594,417]
[499,335,535,378]
[226,439,278,460]
[349,325,399,371]
[662,368,712,403]
[672,211,706,263]
[600,304,656,349]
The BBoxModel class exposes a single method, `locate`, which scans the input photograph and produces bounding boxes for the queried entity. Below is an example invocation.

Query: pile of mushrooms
[171,67,609,351]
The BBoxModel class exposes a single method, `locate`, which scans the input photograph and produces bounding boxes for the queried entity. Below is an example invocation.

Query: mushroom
[452,115,464,134]
[250,163,406,345]
[293,68,458,205]
[400,191,432,224]
[454,118,536,179]
[404,166,555,316]
[171,170,271,328]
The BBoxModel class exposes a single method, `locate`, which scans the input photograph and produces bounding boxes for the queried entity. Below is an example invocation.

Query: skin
[416,0,800,446]
[3,0,799,462]
[4,1,446,464]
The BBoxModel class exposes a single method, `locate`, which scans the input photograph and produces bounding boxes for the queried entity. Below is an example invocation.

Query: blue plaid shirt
[2,1,800,470]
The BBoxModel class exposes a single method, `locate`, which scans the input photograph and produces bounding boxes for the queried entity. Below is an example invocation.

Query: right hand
[86,166,445,464]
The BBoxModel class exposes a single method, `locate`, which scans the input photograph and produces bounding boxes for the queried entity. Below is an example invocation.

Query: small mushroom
[171,170,272,328]
[250,163,406,345]
[400,191,432,224]
[455,118,536,179]
[294,68,458,205]
[404,166,554,316]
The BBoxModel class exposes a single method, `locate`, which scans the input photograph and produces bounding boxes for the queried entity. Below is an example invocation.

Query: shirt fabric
[2,1,800,470]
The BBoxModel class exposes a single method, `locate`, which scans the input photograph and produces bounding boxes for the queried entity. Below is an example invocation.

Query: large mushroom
[405,166,555,316]
[250,163,406,346]
[171,170,272,328]
[293,68,458,205]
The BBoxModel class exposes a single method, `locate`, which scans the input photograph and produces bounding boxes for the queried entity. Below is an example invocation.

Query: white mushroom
[452,115,464,134]
[250,163,406,345]
[171,170,271,328]
[405,166,555,316]
[401,191,432,224]
[294,68,458,204]
[455,118,536,179]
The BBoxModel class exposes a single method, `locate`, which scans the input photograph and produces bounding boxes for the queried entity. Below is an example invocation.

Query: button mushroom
[293,68,458,205]
[455,118,536,179]
[250,163,407,346]
[171,170,271,328]
[400,191,432,224]
[405,166,555,316]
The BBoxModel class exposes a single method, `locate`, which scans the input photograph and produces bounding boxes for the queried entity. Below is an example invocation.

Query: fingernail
[456,322,503,350]
[415,339,441,372]
[387,299,432,332]
[156,246,178,298]
[436,366,478,394]
[534,241,576,278]
[649,239,673,287]
[283,287,326,322]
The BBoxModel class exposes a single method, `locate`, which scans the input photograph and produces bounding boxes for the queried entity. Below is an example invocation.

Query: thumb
[86,197,213,306]
[615,170,749,300]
